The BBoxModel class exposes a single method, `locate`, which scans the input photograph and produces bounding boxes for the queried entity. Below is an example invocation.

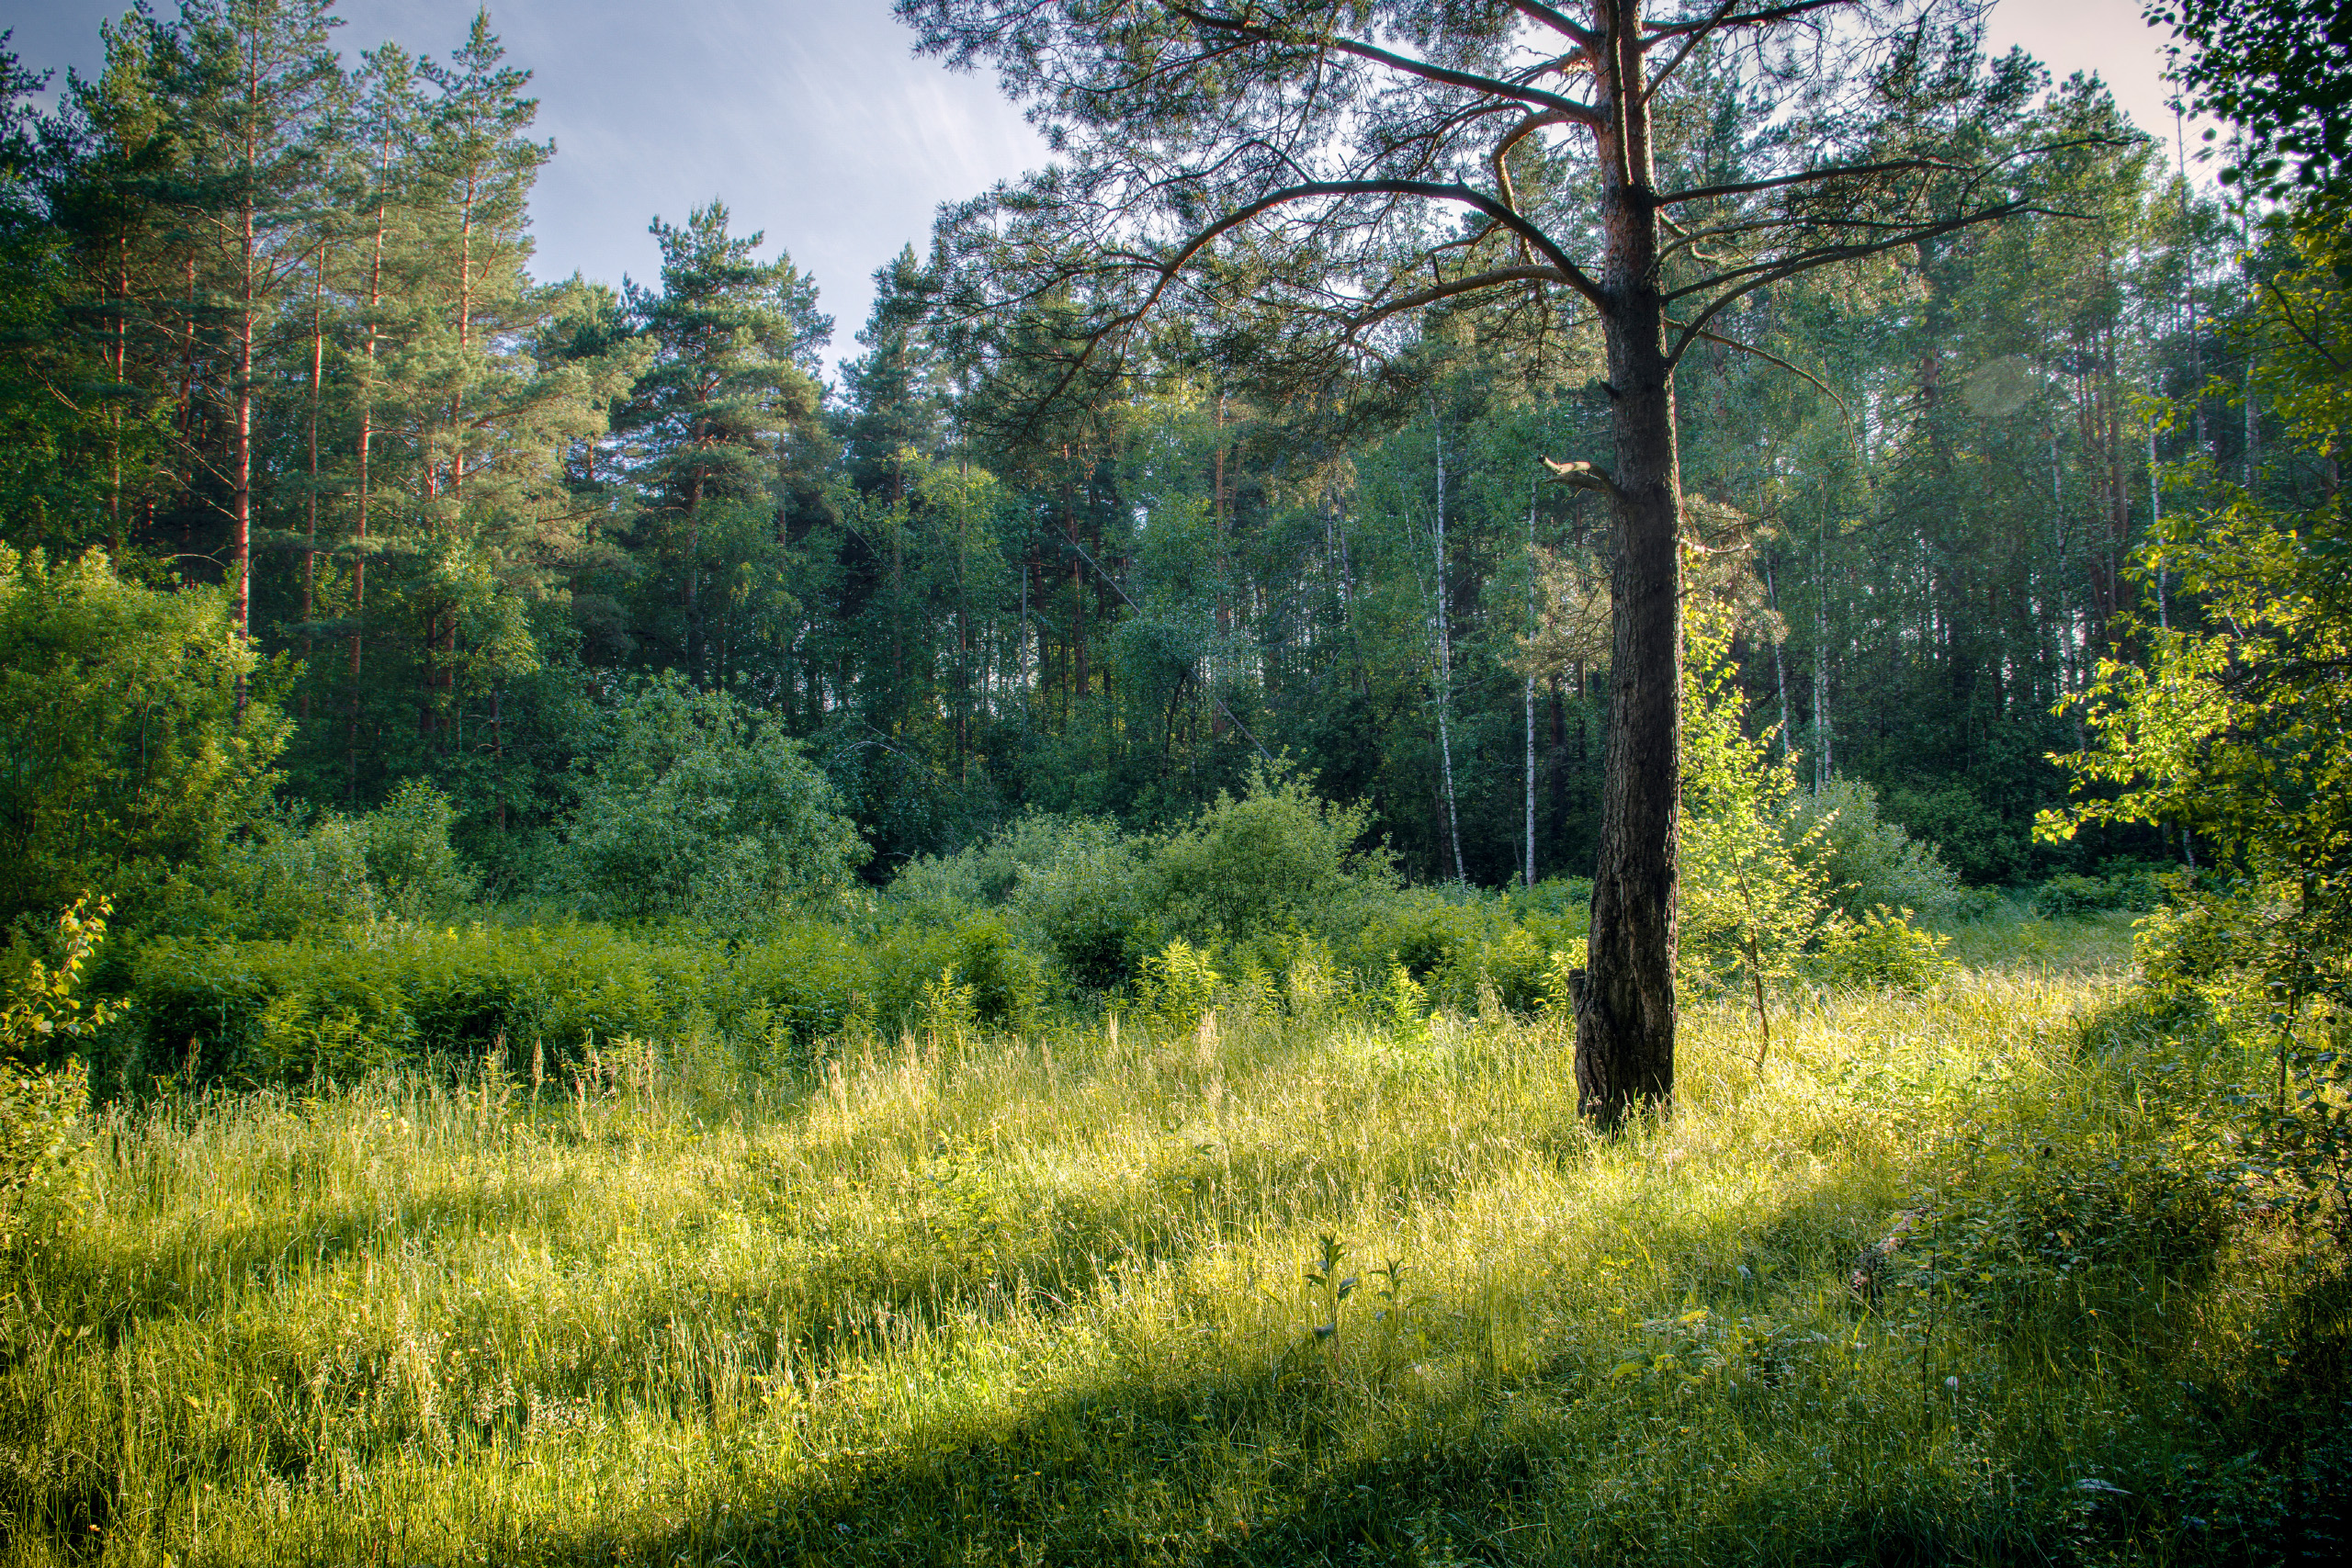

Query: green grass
[3,919,2345,1565]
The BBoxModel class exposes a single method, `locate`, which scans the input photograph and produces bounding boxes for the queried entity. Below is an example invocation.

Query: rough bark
[1574,0,1681,1125]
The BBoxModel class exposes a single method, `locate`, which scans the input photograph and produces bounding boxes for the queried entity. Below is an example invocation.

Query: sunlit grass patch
[2,948,2342,1564]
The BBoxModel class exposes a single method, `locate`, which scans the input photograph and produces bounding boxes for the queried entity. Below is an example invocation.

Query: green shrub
[1947,886,2005,922]
[214,807,379,935]
[127,919,876,1086]
[1900,1114,2233,1314]
[1147,763,1391,944]
[141,784,480,943]
[1816,906,1953,990]
[1781,775,1963,919]
[557,674,866,931]
[1885,781,2029,886]
[1679,607,1833,1010]
[1136,938,1222,1032]
[0,548,287,935]
[891,814,1144,991]
[3,898,109,1268]
[2030,873,2120,919]
[865,911,1048,1038]
[364,780,479,921]
[712,920,872,1048]
[0,1057,84,1271]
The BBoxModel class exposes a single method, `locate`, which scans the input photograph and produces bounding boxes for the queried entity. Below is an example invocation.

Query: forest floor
[4,909,2346,1565]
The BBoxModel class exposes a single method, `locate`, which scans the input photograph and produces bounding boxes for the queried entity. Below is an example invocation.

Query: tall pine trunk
[1574,0,1683,1123]
[231,93,259,722]
[350,179,388,802]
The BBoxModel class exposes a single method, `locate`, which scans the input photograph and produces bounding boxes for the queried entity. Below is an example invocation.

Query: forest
[0,0,2346,1562]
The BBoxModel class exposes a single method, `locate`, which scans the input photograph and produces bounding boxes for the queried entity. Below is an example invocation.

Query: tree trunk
[302,243,324,721]
[232,117,257,724]
[351,181,388,804]
[1767,560,1792,756]
[1525,484,1538,889]
[1574,0,1682,1125]
[1430,407,1464,884]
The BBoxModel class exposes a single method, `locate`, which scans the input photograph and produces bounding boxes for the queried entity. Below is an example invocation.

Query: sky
[2,0,2202,381]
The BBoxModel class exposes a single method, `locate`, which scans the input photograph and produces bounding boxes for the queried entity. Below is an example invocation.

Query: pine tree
[170,0,343,709]
[615,200,826,682]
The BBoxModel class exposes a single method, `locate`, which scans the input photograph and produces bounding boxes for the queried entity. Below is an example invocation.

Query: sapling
[1679,607,1832,1060]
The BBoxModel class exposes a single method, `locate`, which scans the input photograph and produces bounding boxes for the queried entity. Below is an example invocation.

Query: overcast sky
[3,0,2199,380]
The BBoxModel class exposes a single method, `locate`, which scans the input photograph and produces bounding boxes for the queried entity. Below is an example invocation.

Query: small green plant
[1,895,123,1059]
[1137,938,1222,1032]
[1380,961,1429,1036]
[1280,937,1340,1021]
[1540,942,1589,1020]
[1679,605,1833,1055]
[1302,1233,1356,1348]
[916,967,978,1048]
[2243,1041,2352,1247]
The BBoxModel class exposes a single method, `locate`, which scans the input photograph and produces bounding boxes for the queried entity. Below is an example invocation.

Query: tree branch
[1657,154,1965,207]
[1504,0,1602,51]
[1544,457,1630,506]
[1340,265,1575,335]
[1643,0,1740,104]
[1663,202,2054,364]
[1167,4,1602,126]
[1148,180,1607,309]
[1643,0,1856,37]
[1668,318,1849,415]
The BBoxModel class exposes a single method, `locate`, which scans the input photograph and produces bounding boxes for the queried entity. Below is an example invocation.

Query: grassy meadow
[2,910,2346,1565]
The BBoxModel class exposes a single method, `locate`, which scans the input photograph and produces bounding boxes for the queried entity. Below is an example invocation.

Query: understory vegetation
[4,913,2347,1565]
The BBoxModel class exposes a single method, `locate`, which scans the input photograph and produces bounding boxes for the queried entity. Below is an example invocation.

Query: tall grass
[1,930,2340,1564]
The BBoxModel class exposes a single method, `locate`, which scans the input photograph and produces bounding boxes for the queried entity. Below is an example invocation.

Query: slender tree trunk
[1211,392,1229,738]
[232,197,255,722]
[351,183,388,804]
[1069,513,1089,710]
[2149,419,2166,630]
[109,239,128,556]
[1430,407,1464,885]
[1574,0,1683,1124]
[302,243,325,721]
[1525,483,1538,888]
[1767,560,1792,757]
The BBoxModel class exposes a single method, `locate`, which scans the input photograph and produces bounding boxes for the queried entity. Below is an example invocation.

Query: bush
[1900,1111,2233,1315]
[140,784,479,943]
[1885,781,2028,886]
[1816,906,1953,990]
[557,675,866,931]
[0,548,287,934]
[0,1057,84,1270]
[1781,775,1963,920]
[1147,762,1391,945]
[2029,871,2158,919]
[364,780,480,921]
[1135,938,1222,1032]
[2,898,111,1269]
[892,814,1146,991]
[1340,887,1586,1018]
[128,919,876,1086]
[867,912,1046,1036]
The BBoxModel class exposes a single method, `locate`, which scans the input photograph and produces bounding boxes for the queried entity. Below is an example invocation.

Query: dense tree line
[0,2,2274,926]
